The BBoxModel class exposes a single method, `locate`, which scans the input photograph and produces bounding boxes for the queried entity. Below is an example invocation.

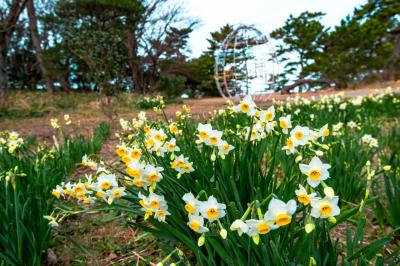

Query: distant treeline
[0,0,399,98]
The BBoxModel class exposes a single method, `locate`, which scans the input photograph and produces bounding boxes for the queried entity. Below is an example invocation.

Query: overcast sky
[180,0,367,57]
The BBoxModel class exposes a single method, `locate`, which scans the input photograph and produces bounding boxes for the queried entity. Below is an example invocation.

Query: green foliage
[158,75,187,97]
[0,122,109,265]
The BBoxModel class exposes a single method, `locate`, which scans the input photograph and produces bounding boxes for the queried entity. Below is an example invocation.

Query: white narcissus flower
[282,137,297,155]
[279,115,292,134]
[106,187,126,204]
[96,174,118,191]
[299,156,331,188]
[144,164,164,183]
[233,95,257,116]
[200,196,226,222]
[197,123,213,142]
[165,138,180,153]
[245,218,277,236]
[318,124,330,141]
[205,130,223,147]
[230,219,249,236]
[290,126,310,146]
[182,192,200,215]
[264,198,297,227]
[154,208,170,222]
[295,184,317,205]
[188,214,209,233]
[310,196,340,219]
[217,140,234,156]
[259,105,275,122]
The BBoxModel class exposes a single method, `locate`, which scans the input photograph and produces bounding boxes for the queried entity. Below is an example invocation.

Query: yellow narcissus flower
[130,149,142,160]
[116,145,128,157]
[187,214,209,233]
[169,123,179,134]
[299,156,331,188]
[295,184,317,205]
[279,115,292,134]
[126,161,145,178]
[310,196,340,219]
[264,198,297,227]
[200,196,226,222]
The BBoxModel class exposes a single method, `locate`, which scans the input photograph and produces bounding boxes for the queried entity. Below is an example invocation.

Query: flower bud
[220,228,227,239]
[324,187,335,197]
[309,257,317,266]
[211,153,216,161]
[252,235,260,245]
[295,155,303,163]
[315,150,323,157]
[305,223,315,234]
[198,235,205,247]
[383,165,391,172]
[328,216,336,224]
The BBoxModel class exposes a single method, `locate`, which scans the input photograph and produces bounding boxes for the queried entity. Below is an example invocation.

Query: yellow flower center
[170,124,178,133]
[155,134,164,141]
[206,207,219,219]
[113,189,121,198]
[133,179,143,187]
[240,102,250,112]
[76,191,85,200]
[121,155,132,164]
[131,150,141,159]
[294,131,304,140]
[323,128,330,137]
[177,160,185,168]
[199,131,208,139]
[320,203,333,217]
[223,144,230,151]
[147,172,159,182]
[209,136,219,145]
[287,138,294,149]
[189,221,200,232]
[157,209,165,218]
[74,185,84,194]
[126,168,141,178]
[150,200,160,209]
[297,194,310,205]
[83,198,91,205]
[143,126,150,133]
[185,203,196,214]
[265,112,273,121]
[52,190,61,199]
[116,147,127,157]
[96,191,104,198]
[183,165,191,172]
[309,168,321,180]
[168,143,175,150]
[275,213,292,226]
[257,223,270,234]
[101,181,111,190]
[280,120,287,129]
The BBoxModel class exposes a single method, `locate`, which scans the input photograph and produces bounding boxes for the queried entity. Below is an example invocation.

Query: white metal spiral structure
[214,25,279,100]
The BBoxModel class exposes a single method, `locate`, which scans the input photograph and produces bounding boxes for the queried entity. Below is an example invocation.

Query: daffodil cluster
[0,131,24,153]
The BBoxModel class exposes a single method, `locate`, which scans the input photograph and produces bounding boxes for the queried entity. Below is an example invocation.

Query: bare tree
[0,0,27,100]
[26,0,54,92]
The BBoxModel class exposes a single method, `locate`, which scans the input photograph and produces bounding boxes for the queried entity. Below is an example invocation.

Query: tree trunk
[281,78,334,94]
[26,0,54,93]
[125,30,145,93]
[0,40,7,101]
[0,0,27,102]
